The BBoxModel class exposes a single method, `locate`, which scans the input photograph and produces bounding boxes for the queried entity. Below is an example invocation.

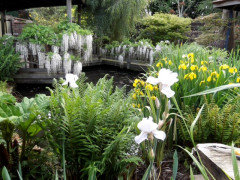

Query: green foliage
[56,20,92,36]
[149,42,240,109]
[178,97,240,145]
[231,143,240,180]
[87,0,147,40]
[0,92,53,179]
[44,75,141,179]
[0,82,9,93]
[18,24,59,46]
[0,36,21,81]
[18,21,92,46]
[29,7,67,27]
[171,150,178,180]
[194,13,227,47]
[2,166,11,180]
[138,13,192,44]
[148,0,218,18]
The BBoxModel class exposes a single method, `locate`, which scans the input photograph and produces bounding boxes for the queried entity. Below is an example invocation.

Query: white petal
[158,68,178,86]
[168,100,172,109]
[62,80,69,86]
[137,117,158,133]
[135,132,148,144]
[69,82,78,88]
[153,130,166,141]
[161,86,175,98]
[146,76,160,85]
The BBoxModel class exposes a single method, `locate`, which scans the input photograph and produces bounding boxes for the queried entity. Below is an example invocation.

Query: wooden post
[66,0,72,23]
[77,4,81,25]
[225,9,235,51]
[1,11,5,36]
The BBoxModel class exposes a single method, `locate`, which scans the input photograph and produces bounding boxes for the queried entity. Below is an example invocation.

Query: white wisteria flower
[62,73,79,88]
[135,117,166,144]
[146,68,178,98]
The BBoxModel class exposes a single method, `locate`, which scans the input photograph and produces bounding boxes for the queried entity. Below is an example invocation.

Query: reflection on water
[14,65,143,98]
[84,65,143,92]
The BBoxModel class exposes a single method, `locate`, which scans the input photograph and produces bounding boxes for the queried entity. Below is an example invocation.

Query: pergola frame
[0,0,83,36]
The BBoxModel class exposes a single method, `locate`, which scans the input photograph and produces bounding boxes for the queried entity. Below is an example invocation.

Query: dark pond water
[14,65,143,99]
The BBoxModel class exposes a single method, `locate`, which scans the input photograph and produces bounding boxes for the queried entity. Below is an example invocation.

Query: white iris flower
[135,117,166,144]
[146,68,178,98]
[62,74,78,88]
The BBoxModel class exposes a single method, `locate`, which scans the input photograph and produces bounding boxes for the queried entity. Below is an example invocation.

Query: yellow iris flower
[229,67,237,74]
[184,72,197,80]
[190,65,198,71]
[178,64,187,70]
[219,64,230,70]
[199,66,207,72]
[145,84,154,91]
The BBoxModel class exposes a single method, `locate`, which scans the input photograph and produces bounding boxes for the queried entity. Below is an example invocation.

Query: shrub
[194,13,227,48]
[0,36,21,81]
[138,13,192,44]
[43,75,141,179]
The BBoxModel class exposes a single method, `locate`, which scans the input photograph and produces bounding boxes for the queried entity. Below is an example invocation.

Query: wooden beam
[195,143,240,180]
[66,0,72,23]
[213,0,240,9]
[1,11,5,36]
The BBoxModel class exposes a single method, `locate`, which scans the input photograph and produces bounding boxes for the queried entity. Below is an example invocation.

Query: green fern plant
[43,74,141,179]
[0,36,22,81]
[178,96,240,146]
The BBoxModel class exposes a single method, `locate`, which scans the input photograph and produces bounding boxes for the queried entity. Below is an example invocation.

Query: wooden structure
[195,143,240,180]
[0,0,83,36]
[213,0,240,10]
[14,58,148,84]
[0,15,32,37]
[213,0,240,51]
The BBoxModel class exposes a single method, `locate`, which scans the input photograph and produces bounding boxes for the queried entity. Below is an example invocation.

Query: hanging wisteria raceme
[118,55,124,66]
[16,42,28,63]
[29,43,37,56]
[76,34,82,54]
[38,52,46,68]
[45,56,51,74]
[50,53,62,74]
[52,46,59,54]
[69,33,76,49]
[149,50,154,65]
[101,40,157,64]
[73,61,82,76]
[83,35,93,62]
[15,31,93,76]
[61,34,69,52]
[63,53,72,74]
